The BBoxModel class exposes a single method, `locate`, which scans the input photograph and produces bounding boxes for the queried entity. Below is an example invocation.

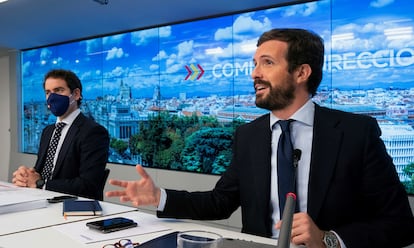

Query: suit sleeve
[157,128,243,220]
[334,118,414,247]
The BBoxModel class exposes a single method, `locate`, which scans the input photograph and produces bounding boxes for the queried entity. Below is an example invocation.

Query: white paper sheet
[53,211,171,244]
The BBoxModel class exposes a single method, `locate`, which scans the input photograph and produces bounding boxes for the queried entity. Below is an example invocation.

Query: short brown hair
[257,28,324,97]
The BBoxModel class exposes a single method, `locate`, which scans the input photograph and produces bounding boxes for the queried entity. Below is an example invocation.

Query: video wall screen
[21,0,414,194]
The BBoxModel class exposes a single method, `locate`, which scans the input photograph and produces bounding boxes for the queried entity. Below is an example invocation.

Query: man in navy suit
[106,29,414,247]
[13,69,109,200]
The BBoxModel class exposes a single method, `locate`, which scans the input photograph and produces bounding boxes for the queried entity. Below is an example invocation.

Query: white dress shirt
[270,99,314,237]
[48,108,80,179]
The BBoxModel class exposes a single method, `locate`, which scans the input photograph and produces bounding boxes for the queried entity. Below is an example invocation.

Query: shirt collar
[56,108,80,126]
[270,99,315,130]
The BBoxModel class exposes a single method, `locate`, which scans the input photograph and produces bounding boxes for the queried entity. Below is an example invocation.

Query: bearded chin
[255,85,294,111]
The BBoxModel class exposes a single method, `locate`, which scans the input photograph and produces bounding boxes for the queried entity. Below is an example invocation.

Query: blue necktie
[277,120,295,218]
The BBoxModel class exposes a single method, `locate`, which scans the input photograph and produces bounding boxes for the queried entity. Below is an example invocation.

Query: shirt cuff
[157,188,167,211]
[331,230,347,248]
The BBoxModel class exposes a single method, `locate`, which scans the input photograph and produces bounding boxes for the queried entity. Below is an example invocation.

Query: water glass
[177,230,222,248]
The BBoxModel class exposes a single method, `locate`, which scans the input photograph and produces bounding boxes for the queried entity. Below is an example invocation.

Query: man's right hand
[105,164,161,207]
[12,165,40,188]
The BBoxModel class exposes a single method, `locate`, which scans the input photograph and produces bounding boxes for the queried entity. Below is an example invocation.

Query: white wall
[0,55,10,181]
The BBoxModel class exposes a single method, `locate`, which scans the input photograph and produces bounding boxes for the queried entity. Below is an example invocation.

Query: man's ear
[295,64,312,85]
[73,88,81,100]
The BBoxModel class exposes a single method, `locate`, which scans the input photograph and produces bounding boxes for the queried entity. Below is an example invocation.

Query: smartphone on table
[47,195,78,203]
[86,217,137,233]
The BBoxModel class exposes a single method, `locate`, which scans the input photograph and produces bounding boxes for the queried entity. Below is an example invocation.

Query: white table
[0,182,137,236]
[0,182,295,248]
[0,210,280,248]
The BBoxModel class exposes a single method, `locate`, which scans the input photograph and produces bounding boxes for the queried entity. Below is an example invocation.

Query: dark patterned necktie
[277,119,295,218]
[41,122,66,180]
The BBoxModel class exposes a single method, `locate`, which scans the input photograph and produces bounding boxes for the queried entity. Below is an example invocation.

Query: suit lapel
[307,106,343,219]
[52,113,84,177]
[249,115,272,215]
[38,125,55,167]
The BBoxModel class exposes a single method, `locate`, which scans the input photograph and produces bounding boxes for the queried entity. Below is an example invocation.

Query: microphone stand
[277,192,296,248]
[277,149,302,248]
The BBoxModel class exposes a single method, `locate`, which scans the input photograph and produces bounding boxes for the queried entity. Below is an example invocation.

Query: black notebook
[63,200,103,217]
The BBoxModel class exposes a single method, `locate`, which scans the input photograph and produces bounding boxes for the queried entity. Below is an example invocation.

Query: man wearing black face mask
[12,69,110,200]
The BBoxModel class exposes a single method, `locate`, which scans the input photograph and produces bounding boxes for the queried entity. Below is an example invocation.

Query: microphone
[277,192,296,248]
[292,149,302,198]
[293,149,301,168]
[292,149,301,193]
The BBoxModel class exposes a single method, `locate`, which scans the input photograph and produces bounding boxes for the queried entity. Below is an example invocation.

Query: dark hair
[257,28,324,97]
[43,69,83,106]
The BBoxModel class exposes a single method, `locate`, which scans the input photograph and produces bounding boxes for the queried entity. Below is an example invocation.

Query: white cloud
[40,48,52,60]
[166,63,183,74]
[370,0,394,8]
[131,26,171,46]
[214,27,233,40]
[166,54,177,67]
[83,39,101,54]
[111,66,124,77]
[233,14,272,35]
[159,50,168,60]
[281,2,318,17]
[159,26,172,38]
[233,38,258,56]
[332,16,414,52]
[106,47,124,60]
[177,40,194,57]
[214,14,272,41]
[80,71,93,81]
[102,33,126,46]
[152,50,168,62]
[22,61,32,77]
[149,64,159,71]
[131,28,158,45]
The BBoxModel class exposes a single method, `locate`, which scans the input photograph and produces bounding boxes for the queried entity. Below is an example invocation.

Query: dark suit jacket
[158,104,414,247]
[34,112,109,200]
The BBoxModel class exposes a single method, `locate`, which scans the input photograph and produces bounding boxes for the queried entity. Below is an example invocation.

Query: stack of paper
[0,182,48,215]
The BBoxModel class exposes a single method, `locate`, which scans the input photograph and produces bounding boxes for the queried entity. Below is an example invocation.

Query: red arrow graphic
[184,65,192,80]
[197,64,204,80]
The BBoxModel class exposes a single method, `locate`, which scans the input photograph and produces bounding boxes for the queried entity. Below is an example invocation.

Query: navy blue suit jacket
[34,112,109,200]
[158,104,414,247]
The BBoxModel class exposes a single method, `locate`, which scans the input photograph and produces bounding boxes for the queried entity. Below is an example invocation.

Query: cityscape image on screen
[20,0,414,194]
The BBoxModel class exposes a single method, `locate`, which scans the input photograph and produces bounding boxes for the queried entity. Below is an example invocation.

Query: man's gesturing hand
[105,164,161,207]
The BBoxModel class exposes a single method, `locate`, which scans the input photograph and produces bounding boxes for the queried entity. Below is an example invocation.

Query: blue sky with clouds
[21,0,414,102]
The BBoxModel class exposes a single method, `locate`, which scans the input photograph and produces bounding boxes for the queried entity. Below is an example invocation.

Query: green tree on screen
[403,162,414,194]
[129,111,239,174]
[110,138,128,155]
[181,127,233,174]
